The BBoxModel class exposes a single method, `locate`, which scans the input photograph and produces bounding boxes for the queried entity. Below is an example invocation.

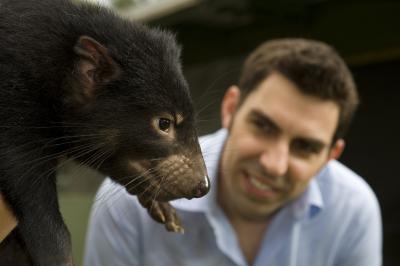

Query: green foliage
[111,0,135,9]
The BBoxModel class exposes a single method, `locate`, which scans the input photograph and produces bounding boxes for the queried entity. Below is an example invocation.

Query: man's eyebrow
[249,110,281,132]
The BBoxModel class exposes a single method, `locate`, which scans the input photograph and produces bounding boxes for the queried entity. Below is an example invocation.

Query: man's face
[218,72,344,221]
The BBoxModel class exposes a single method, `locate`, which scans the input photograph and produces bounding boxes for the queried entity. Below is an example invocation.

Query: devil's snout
[192,175,210,198]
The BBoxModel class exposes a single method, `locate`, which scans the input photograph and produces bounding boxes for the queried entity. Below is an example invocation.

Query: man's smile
[241,170,282,200]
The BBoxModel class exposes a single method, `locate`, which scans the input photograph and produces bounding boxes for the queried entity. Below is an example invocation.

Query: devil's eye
[158,118,171,132]
[152,115,175,136]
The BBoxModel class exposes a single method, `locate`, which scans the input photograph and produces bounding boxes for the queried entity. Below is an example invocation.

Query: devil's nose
[192,175,210,198]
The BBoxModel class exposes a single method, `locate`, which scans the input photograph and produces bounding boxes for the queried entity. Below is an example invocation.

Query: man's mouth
[249,176,274,191]
[242,171,281,199]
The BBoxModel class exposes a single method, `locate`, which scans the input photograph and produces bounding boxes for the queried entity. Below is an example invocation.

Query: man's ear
[328,139,345,160]
[221,86,240,129]
[72,36,121,102]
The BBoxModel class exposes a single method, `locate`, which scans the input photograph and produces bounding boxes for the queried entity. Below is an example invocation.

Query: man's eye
[252,119,275,134]
[158,118,171,132]
[292,140,320,155]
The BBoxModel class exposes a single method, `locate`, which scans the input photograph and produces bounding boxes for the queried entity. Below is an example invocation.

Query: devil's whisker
[33,142,109,182]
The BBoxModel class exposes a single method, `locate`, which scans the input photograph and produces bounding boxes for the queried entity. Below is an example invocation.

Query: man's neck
[217,182,270,265]
[230,216,270,266]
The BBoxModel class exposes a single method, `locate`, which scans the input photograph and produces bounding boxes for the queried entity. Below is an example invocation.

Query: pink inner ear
[74,36,121,86]
[76,59,97,99]
[80,38,98,57]
[79,59,96,81]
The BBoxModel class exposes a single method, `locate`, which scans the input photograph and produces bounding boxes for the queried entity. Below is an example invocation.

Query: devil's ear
[73,35,120,100]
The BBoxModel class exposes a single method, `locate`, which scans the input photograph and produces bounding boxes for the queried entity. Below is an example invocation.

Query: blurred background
[58,0,400,265]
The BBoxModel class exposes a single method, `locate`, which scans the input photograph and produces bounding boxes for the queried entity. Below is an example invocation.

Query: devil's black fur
[0,0,209,265]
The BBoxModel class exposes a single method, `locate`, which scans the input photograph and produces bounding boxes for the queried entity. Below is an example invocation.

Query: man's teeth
[249,176,272,191]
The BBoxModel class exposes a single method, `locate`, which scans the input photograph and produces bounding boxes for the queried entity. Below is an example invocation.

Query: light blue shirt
[84,129,382,266]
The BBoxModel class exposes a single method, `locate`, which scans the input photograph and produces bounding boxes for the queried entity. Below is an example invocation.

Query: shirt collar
[290,177,324,220]
[171,128,325,220]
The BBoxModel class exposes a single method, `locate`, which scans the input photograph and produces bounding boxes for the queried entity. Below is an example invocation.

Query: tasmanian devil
[0,0,210,265]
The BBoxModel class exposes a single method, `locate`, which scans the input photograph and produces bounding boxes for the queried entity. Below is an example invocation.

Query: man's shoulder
[199,128,227,149]
[93,178,148,225]
[317,160,379,210]
[319,160,370,191]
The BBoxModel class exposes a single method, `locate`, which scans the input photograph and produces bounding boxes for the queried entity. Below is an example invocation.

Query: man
[84,38,382,266]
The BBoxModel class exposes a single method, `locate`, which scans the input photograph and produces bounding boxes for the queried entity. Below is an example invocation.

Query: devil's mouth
[124,174,181,202]
[126,159,202,201]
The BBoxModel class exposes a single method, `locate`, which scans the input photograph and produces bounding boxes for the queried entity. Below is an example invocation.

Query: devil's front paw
[137,195,184,233]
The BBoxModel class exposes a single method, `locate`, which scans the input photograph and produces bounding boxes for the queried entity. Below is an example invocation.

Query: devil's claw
[137,195,184,233]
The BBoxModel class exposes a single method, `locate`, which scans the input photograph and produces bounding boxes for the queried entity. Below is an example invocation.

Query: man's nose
[259,142,289,178]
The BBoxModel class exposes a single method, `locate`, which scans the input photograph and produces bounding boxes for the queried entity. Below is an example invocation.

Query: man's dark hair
[238,38,359,142]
